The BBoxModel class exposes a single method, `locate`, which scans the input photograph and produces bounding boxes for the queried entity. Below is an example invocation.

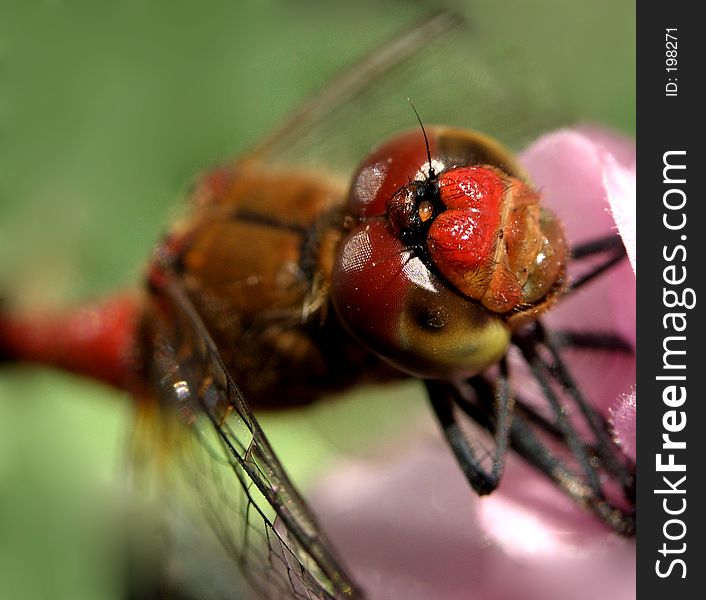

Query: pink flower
[311,128,636,600]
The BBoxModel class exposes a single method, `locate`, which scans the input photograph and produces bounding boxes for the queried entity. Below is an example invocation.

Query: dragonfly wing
[245,9,570,176]
[141,271,362,599]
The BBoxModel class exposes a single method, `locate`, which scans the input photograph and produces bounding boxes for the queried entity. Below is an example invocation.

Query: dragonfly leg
[457,376,635,535]
[568,234,628,294]
[426,357,513,495]
[570,233,625,259]
[548,329,633,352]
[508,408,635,535]
[516,322,636,499]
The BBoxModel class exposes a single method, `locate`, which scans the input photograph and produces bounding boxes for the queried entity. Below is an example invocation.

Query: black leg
[513,328,604,497]
[527,322,636,498]
[506,409,635,535]
[566,233,628,294]
[456,378,635,536]
[426,359,513,496]
[570,234,625,259]
[549,330,633,353]
[569,251,626,293]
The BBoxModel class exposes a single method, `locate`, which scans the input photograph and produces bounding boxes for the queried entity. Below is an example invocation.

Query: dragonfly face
[1,4,636,600]
[331,127,567,379]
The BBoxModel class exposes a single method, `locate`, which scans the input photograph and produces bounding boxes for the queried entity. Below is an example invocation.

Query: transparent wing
[244,8,571,176]
[142,271,361,600]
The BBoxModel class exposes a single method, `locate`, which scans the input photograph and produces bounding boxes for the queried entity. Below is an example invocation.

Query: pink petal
[312,440,489,600]
[604,155,636,273]
[313,430,636,600]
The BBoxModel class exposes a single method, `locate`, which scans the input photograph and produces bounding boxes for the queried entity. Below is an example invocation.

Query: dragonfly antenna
[408,99,434,178]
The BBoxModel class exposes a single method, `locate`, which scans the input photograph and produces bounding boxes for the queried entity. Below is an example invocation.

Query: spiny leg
[570,234,625,259]
[508,409,635,535]
[549,330,633,353]
[426,357,513,495]
[568,233,628,294]
[512,327,605,499]
[460,377,635,535]
[529,321,636,498]
[428,232,635,532]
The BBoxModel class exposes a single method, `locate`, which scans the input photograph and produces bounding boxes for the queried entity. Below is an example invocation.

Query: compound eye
[348,130,438,218]
[330,219,511,379]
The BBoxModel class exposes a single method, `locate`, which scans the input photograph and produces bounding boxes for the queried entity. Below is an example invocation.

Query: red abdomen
[1,293,143,390]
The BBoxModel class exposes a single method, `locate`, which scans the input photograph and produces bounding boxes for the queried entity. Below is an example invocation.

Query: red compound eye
[347,129,438,218]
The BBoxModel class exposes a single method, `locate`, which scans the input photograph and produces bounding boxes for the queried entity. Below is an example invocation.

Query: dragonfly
[0,6,635,600]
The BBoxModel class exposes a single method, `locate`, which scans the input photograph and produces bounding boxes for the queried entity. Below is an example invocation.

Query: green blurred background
[0,1,634,599]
